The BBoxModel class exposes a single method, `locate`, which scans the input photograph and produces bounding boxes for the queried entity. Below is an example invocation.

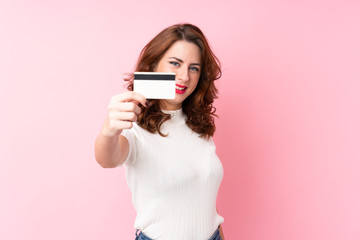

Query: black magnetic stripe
[134,74,175,80]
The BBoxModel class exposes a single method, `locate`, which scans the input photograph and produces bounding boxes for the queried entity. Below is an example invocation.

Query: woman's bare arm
[95,132,129,168]
[94,92,146,168]
[219,224,225,240]
[216,207,225,239]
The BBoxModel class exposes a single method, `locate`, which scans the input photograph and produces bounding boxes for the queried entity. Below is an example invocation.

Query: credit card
[134,72,175,99]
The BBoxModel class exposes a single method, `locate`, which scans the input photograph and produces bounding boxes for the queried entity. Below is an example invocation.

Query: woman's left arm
[219,225,225,240]
[216,208,225,240]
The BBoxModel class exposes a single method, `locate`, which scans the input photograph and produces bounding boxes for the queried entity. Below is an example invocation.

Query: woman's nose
[177,67,190,82]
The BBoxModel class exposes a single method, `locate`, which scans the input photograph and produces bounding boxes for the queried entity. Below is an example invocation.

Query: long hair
[125,23,221,139]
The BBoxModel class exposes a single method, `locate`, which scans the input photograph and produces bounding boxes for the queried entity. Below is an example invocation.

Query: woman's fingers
[109,111,138,122]
[102,119,133,137]
[108,119,133,131]
[111,91,147,108]
[101,91,147,137]
[107,102,142,115]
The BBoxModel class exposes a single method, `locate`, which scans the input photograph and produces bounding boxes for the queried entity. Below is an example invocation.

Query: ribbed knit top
[119,108,224,240]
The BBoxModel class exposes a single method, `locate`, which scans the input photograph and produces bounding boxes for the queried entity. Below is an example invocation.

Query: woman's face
[154,40,202,110]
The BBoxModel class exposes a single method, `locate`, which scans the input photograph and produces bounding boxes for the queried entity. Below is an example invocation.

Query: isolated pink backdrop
[1,0,359,239]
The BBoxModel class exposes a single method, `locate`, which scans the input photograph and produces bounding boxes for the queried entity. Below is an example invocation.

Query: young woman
[95,23,225,240]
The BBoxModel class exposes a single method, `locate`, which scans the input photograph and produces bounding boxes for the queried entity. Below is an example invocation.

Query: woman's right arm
[94,92,147,168]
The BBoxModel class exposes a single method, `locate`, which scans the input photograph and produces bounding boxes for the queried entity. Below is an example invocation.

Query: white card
[133,72,175,99]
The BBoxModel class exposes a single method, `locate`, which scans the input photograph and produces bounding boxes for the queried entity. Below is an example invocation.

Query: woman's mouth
[175,84,187,94]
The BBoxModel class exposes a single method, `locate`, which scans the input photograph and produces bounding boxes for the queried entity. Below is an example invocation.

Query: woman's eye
[169,61,179,66]
[190,66,199,72]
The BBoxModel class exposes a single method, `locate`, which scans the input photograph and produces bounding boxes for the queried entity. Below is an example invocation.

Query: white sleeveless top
[119,108,224,240]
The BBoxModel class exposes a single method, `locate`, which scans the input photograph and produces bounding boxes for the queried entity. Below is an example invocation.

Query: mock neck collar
[161,108,186,123]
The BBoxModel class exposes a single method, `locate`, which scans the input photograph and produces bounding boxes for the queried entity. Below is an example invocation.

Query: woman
[95,23,225,240]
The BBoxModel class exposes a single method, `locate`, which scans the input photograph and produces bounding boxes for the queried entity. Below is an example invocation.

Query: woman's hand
[101,91,147,137]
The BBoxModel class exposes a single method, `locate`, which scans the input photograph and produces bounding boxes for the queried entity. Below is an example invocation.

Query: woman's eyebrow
[169,57,183,63]
[169,57,201,66]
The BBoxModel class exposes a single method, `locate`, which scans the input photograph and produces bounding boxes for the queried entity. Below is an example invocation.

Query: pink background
[1,0,359,239]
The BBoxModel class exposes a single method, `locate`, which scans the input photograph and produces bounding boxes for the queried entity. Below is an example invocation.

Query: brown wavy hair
[125,23,221,139]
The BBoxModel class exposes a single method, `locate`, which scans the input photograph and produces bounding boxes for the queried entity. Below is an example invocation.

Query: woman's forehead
[163,40,201,63]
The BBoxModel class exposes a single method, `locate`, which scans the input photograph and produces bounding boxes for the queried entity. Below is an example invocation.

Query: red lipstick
[175,84,187,94]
